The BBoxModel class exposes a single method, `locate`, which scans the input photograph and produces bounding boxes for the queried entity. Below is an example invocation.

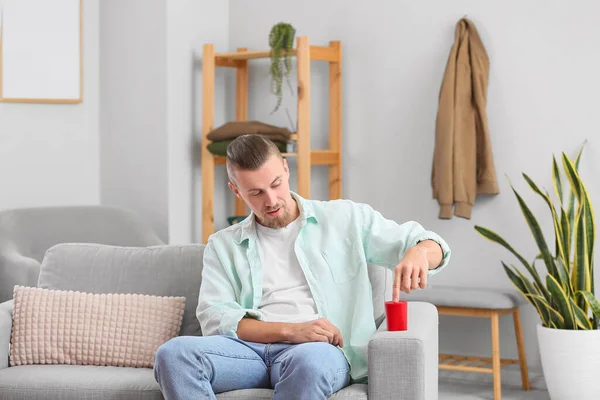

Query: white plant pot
[537,324,600,399]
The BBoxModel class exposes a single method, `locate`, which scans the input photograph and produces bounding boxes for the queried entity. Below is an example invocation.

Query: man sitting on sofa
[154,134,451,400]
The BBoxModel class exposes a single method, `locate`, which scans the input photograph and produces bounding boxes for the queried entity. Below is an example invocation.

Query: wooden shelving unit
[201,36,342,243]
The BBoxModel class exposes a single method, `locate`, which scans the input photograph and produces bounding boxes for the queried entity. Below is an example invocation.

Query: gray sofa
[0,206,164,303]
[0,243,439,400]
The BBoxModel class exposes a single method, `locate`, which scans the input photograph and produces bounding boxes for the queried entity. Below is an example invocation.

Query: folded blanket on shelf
[207,139,288,156]
[207,121,293,142]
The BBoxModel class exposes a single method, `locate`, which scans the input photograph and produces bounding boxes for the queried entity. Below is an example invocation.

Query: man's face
[228,155,298,229]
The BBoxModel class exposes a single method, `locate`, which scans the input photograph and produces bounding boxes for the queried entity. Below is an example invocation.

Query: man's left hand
[392,245,429,301]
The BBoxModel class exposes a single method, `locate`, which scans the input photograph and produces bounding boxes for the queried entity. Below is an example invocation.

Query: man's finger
[402,266,412,294]
[393,268,401,301]
[332,333,340,347]
[332,326,343,348]
[323,321,344,348]
[316,327,334,344]
[411,266,420,289]
[312,334,329,343]
[419,266,428,289]
[336,333,344,348]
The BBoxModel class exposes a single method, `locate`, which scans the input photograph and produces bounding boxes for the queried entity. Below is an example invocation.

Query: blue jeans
[153,335,351,400]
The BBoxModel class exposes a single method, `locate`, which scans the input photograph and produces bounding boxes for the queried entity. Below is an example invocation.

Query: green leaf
[512,264,540,297]
[569,297,593,330]
[552,155,564,205]
[563,152,583,209]
[582,186,596,291]
[559,206,571,270]
[554,256,573,297]
[565,149,584,246]
[562,151,593,311]
[525,293,564,328]
[511,184,558,279]
[522,173,575,293]
[547,274,575,329]
[578,291,600,323]
[573,207,591,297]
[502,262,548,326]
[523,174,568,267]
[475,226,550,301]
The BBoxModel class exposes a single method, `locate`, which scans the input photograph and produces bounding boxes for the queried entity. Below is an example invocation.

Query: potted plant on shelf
[268,22,295,114]
[474,144,600,400]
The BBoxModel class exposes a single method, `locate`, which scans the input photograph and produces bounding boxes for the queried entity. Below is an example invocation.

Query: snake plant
[475,144,600,330]
[268,22,295,114]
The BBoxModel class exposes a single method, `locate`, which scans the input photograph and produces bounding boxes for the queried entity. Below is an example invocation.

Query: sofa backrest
[368,264,388,327]
[38,243,204,337]
[37,243,390,337]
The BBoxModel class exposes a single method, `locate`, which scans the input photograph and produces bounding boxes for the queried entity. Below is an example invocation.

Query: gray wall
[166,0,230,244]
[228,0,600,372]
[99,0,229,244]
[99,0,169,241]
[0,0,100,210]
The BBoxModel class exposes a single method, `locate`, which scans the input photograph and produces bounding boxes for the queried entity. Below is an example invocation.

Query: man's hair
[226,134,282,184]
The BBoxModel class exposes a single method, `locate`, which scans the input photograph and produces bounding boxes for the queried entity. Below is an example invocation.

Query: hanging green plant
[268,22,296,114]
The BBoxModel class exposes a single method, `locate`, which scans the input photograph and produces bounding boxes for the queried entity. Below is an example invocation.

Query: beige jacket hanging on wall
[432,18,499,219]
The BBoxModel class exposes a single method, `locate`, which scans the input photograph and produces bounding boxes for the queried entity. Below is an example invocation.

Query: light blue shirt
[197,192,451,382]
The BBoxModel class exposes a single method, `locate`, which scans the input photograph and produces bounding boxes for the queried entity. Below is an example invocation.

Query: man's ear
[283,158,289,176]
[228,182,242,199]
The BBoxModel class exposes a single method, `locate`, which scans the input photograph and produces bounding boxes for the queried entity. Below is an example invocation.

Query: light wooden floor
[439,364,549,400]
[440,380,549,400]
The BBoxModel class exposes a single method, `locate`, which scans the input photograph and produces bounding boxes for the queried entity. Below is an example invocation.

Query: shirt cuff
[407,232,451,277]
[218,308,263,337]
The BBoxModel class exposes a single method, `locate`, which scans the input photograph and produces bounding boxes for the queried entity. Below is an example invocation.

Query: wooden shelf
[214,45,339,66]
[439,354,520,374]
[201,36,343,243]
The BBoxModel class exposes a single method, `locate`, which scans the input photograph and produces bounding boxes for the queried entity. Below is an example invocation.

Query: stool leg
[491,311,501,400]
[513,308,531,390]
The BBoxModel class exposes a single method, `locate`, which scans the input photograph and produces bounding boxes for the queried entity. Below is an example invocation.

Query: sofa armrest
[368,301,438,400]
[0,300,13,370]
[0,247,41,303]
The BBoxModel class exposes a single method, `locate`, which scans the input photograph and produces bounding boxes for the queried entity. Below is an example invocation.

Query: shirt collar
[234,191,318,245]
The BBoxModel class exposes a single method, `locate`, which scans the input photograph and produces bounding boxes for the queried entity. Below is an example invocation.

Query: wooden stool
[405,286,531,400]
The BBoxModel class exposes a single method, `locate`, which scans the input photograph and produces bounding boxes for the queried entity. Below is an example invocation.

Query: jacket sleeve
[196,238,262,337]
[432,30,459,219]
[358,203,451,276]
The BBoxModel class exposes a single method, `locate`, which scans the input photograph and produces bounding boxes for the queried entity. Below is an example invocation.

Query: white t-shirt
[255,218,319,323]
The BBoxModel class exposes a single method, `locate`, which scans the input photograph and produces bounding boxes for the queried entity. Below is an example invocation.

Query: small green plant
[268,22,296,114]
[475,143,600,330]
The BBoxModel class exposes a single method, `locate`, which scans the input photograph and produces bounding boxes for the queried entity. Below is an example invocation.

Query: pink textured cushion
[10,286,185,368]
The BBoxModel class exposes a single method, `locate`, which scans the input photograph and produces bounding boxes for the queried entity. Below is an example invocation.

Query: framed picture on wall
[0,0,82,103]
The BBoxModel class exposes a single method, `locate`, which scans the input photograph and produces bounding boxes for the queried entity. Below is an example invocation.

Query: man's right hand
[283,318,344,348]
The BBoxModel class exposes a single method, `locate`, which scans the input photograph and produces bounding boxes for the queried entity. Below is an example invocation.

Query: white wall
[165,0,230,244]
[229,0,600,372]
[99,0,169,241]
[0,0,100,210]
[99,0,229,244]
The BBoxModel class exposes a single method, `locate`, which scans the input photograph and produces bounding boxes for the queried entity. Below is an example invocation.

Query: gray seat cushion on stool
[403,285,527,309]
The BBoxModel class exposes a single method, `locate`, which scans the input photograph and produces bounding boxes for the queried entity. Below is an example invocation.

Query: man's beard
[259,204,295,229]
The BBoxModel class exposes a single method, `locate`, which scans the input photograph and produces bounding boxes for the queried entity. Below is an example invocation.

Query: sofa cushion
[10,286,184,368]
[215,384,367,399]
[0,366,367,400]
[0,365,163,400]
[37,243,205,336]
[403,285,528,309]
